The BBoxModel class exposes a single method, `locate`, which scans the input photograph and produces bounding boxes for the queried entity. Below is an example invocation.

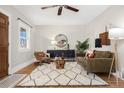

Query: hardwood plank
[15,63,37,74]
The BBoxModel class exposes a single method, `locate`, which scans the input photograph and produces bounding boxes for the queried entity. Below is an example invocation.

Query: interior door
[0,12,9,78]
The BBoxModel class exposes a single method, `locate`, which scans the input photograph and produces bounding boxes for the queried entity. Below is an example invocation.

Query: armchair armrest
[45,53,50,58]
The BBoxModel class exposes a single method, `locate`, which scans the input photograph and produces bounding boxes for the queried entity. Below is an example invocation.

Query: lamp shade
[109,28,124,39]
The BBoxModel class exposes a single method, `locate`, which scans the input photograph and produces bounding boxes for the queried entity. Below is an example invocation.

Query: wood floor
[16,63,124,88]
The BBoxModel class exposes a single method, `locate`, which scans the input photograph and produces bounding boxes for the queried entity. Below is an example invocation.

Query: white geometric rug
[17,62,109,87]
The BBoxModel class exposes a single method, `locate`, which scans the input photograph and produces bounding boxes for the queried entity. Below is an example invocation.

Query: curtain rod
[17,18,33,28]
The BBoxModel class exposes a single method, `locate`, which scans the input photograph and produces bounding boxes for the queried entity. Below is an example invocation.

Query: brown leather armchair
[34,51,51,65]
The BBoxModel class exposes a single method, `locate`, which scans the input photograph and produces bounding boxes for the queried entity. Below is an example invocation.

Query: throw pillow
[86,49,95,58]
[88,53,94,58]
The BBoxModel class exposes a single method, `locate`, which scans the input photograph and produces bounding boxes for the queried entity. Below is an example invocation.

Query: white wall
[86,5,124,77]
[0,6,35,73]
[34,25,87,51]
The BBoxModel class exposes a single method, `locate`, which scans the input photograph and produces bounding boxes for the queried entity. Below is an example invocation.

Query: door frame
[0,8,12,74]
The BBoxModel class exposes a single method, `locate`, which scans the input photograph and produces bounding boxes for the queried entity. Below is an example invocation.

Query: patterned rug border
[16,84,109,88]
[16,76,109,87]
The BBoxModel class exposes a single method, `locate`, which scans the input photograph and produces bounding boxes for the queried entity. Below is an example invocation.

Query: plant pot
[76,53,85,57]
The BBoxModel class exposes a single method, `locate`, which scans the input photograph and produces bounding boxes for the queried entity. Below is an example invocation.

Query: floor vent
[0,74,26,88]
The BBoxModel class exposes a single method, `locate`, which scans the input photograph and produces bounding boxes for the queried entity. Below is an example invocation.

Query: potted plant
[76,38,89,57]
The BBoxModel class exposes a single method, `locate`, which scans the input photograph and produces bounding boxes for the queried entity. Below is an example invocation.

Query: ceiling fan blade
[41,5,58,9]
[64,5,79,12]
[58,6,63,15]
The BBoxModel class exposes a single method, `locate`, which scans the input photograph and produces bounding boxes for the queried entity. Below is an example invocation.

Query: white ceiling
[13,5,110,25]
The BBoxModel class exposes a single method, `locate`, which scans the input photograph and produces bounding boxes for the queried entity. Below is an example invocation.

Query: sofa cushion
[94,51,112,58]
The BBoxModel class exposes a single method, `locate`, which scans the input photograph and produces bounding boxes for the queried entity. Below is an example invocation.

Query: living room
[0,2,124,89]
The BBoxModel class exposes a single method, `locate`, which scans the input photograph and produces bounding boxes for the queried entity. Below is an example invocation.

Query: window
[18,20,31,51]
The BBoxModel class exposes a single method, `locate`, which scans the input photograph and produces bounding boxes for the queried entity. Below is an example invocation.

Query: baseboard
[10,59,35,74]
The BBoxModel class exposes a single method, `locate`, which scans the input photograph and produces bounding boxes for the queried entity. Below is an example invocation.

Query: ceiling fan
[41,5,79,16]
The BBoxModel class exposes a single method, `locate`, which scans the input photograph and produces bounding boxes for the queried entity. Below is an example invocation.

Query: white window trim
[18,20,31,52]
